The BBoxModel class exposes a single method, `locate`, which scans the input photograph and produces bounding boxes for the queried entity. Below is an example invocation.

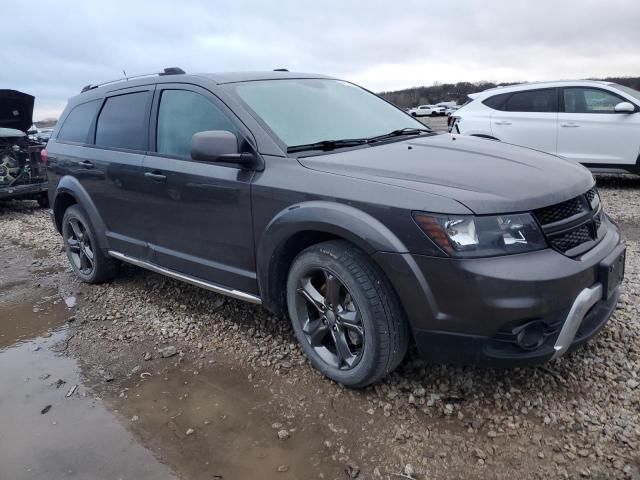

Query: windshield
[229,79,425,147]
[612,84,640,103]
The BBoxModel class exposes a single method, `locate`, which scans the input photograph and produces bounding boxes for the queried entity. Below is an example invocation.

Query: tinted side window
[504,89,557,112]
[57,100,101,143]
[95,91,150,151]
[156,90,236,158]
[564,88,625,114]
[482,93,510,110]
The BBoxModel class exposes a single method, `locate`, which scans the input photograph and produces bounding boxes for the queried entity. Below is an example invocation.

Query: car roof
[69,70,336,104]
[471,80,618,98]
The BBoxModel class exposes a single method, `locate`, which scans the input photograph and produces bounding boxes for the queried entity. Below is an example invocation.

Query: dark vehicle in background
[0,90,48,207]
[46,69,624,388]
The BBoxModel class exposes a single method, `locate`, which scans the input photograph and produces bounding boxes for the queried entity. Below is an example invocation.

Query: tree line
[379,76,640,108]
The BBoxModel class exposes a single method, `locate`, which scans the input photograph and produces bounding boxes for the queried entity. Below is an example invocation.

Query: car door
[51,88,154,259]
[557,87,640,166]
[490,88,558,153]
[143,84,258,294]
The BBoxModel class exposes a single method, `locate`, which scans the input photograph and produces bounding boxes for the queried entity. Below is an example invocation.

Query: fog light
[515,321,546,351]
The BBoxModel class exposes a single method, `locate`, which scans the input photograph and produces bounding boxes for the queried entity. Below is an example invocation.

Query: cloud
[2,0,639,119]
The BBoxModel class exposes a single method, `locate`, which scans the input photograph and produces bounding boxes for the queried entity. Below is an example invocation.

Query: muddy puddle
[1,257,344,479]
[111,362,342,480]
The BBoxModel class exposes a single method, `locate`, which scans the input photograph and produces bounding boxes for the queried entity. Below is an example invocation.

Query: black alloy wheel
[64,216,95,276]
[62,204,118,284]
[286,240,410,388]
[294,268,365,370]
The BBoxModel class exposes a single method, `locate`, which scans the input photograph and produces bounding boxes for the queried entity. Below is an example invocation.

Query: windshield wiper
[367,127,434,143]
[287,138,370,153]
[286,128,434,154]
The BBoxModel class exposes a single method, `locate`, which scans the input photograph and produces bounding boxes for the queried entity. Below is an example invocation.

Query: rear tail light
[40,147,48,164]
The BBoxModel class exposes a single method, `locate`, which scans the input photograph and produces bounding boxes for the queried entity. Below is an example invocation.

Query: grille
[534,197,584,225]
[548,225,592,252]
[534,187,603,256]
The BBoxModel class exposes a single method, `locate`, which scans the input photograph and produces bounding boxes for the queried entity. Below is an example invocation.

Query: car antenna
[122,69,128,80]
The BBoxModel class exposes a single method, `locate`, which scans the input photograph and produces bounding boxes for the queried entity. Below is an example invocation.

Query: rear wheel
[286,240,409,388]
[62,205,118,283]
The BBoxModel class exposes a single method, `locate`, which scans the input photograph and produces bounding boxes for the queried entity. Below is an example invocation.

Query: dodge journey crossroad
[45,69,625,387]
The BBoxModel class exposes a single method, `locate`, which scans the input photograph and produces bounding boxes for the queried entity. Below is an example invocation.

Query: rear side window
[156,90,236,158]
[57,100,101,143]
[95,91,150,151]
[482,93,510,110]
[564,87,625,114]
[504,89,557,112]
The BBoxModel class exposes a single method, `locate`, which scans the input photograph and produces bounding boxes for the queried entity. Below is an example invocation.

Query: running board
[108,250,262,304]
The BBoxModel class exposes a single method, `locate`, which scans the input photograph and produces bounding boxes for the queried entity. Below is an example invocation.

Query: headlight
[413,212,547,257]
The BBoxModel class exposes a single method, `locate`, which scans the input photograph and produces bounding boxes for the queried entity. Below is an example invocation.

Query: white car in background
[444,105,459,115]
[408,105,446,117]
[449,81,640,173]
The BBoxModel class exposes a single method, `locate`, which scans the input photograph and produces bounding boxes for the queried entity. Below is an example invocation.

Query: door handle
[560,122,580,128]
[145,171,167,181]
[79,160,94,169]
[144,171,167,182]
[494,120,512,126]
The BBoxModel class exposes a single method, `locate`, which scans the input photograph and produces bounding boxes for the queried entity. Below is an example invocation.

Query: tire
[411,112,417,117]
[62,204,118,283]
[36,193,49,208]
[286,240,410,388]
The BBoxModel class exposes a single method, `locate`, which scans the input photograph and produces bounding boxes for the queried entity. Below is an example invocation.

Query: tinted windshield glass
[613,84,640,103]
[229,79,424,147]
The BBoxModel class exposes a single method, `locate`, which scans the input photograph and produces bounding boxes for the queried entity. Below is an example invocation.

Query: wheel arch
[256,201,409,315]
[53,175,109,250]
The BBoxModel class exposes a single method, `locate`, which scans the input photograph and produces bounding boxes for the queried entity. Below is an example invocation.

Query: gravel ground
[1,174,639,479]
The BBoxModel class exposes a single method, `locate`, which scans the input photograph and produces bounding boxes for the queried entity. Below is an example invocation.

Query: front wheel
[286,240,410,388]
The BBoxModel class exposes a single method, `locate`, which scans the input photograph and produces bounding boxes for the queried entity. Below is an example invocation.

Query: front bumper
[374,215,624,366]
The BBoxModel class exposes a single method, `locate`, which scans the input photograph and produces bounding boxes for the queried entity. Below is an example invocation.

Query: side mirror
[614,101,635,113]
[190,130,257,168]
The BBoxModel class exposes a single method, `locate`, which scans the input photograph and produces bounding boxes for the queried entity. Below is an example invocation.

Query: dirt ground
[1,174,639,480]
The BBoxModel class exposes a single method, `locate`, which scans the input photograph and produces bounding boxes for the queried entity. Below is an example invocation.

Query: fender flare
[53,175,110,250]
[256,200,410,312]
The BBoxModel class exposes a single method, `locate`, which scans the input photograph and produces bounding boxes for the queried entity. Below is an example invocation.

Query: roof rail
[80,67,186,93]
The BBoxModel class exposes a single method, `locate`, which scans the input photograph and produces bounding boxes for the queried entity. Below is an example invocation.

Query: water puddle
[0,282,178,480]
[0,330,178,480]
[111,362,343,479]
[0,289,67,348]
[0,256,344,479]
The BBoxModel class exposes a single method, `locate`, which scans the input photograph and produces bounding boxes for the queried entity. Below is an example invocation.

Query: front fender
[257,201,424,315]
[257,201,440,331]
[259,200,408,258]
[54,175,109,250]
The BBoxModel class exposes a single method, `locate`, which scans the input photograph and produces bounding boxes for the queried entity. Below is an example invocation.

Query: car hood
[298,134,594,215]
[0,90,35,133]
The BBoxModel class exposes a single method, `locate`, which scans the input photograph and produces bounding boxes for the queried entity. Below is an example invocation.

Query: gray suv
[45,69,625,387]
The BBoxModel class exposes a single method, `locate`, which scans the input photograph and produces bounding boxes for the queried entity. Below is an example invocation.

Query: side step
[108,250,262,304]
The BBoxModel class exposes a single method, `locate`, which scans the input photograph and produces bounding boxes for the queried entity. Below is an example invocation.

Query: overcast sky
[4,0,640,120]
